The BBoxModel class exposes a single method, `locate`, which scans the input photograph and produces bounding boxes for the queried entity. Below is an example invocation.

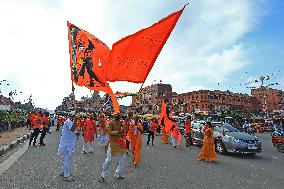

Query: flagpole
[72,82,77,111]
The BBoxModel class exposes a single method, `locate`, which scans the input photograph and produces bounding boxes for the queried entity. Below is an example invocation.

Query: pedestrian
[170,123,181,148]
[198,121,217,163]
[39,112,49,146]
[123,116,130,150]
[98,113,107,146]
[147,118,157,146]
[184,116,192,148]
[57,111,79,182]
[56,115,61,131]
[29,111,42,147]
[99,113,127,183]
[82,114,96,154]
[128,115,143,167]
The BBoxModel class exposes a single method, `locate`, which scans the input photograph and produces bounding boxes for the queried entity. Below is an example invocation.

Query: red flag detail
[103,6,186,83]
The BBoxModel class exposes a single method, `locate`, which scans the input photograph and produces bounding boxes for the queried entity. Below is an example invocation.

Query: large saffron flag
[158,101,176,134]
[67,22,119,114]
[103,6,187,83]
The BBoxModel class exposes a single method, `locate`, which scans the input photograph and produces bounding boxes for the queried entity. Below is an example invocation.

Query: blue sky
[0,0,283,109]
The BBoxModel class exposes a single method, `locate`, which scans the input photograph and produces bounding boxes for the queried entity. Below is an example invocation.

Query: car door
[192,123,204,144]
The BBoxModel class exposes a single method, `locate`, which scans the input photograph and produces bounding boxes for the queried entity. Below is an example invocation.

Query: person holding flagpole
[99,113,127,183]
[58,111,80,181]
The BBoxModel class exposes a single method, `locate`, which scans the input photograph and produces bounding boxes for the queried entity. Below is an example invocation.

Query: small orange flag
[103,5,187,83]
[67,22,119,114]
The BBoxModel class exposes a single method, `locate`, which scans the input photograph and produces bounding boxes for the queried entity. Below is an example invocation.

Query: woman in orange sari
[198,122,217,162]
[128,115,143,167]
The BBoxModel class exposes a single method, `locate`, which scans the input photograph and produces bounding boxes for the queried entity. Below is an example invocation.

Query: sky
[0,0,283,110]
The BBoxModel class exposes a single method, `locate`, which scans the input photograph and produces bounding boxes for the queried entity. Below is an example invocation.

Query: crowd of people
[49,105,219,182]
[21,105,284,183]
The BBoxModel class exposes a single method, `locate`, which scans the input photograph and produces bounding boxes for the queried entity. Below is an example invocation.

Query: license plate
[248,145,257,149]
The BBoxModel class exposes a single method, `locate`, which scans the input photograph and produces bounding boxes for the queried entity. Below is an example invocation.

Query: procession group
[27,106,218,182]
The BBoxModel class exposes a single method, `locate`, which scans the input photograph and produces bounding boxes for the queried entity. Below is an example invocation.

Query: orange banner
[67,22,119,114]
[103,6,186,83]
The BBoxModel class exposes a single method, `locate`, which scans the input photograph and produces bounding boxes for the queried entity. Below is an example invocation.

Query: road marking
[0,142,29,176]
[272,156,278,159]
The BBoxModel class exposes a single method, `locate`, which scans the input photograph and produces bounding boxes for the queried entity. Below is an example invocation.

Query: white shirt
[58,118,77,154]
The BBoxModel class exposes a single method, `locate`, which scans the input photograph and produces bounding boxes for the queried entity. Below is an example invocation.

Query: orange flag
[158,101,176,134]
[67,22,119,114]
[103,5,187,83]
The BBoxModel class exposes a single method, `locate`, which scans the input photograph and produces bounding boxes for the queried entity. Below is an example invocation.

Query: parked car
[192,122,262,155]
[272,131,284,153]
[213,123,262,155]
[191,120,206,145]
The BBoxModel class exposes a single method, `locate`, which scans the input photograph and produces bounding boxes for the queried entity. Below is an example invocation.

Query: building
[251,87,284,113]
[172,90,257,114]
[131,83,173,114]
[131,83,283,115]
[0,95,15,110]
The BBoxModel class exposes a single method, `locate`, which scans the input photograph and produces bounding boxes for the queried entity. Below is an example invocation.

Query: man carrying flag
[99,113,127,183]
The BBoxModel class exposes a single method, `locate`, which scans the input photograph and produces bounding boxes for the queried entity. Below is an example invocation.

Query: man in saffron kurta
[128,115,143,167]
[29,112,42,147]
[39,112,49,146]
[98,113,108,146]
[184,116,192,148]
[147,119,157,146]
[100,113,127,183]
[123,117,131,150]
[82,115,96,153]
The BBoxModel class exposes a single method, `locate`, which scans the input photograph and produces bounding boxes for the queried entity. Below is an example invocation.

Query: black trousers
[56,124,60,131]
[40,128,48,144]
[126,139,130,150]
[185,133,193,147]
[29,128,40,145]
[147,131,155,145]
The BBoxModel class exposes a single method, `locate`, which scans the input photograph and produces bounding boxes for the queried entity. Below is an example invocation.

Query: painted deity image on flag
[69,25,104,88]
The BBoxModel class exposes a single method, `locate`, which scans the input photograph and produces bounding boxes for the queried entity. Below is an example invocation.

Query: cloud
[0,0,268,109]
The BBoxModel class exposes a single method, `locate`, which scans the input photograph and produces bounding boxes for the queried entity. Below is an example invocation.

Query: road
[0,127,283,189]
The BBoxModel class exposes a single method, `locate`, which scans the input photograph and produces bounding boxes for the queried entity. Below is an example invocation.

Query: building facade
[251,87,284,113]
[132,83,284,115]
[131,83,173,114]
[172,90,257,114]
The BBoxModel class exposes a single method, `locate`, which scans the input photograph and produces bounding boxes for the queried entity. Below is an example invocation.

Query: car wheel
[216,141,226,154]
[276,144,284,153]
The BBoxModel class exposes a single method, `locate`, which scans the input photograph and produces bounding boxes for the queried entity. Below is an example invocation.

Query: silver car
[191,122,262,155]
[213,123,262,155]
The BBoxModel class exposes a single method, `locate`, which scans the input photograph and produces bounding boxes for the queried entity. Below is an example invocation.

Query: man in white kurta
[58,112,78,181]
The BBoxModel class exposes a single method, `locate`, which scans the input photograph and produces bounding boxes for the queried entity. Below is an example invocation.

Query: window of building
[192,96,194,100]
[196,104,199,109]
[201,95,204,100]
[201,104,204,108]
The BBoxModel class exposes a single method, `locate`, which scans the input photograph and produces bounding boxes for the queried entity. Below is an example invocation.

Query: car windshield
[223,123,239,132]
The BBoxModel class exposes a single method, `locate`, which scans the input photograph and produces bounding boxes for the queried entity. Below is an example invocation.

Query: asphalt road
[0,127,283,189]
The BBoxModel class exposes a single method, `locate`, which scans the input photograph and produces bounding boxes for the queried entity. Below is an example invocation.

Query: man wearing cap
[57,111,79,182]
[99,113,127,183]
